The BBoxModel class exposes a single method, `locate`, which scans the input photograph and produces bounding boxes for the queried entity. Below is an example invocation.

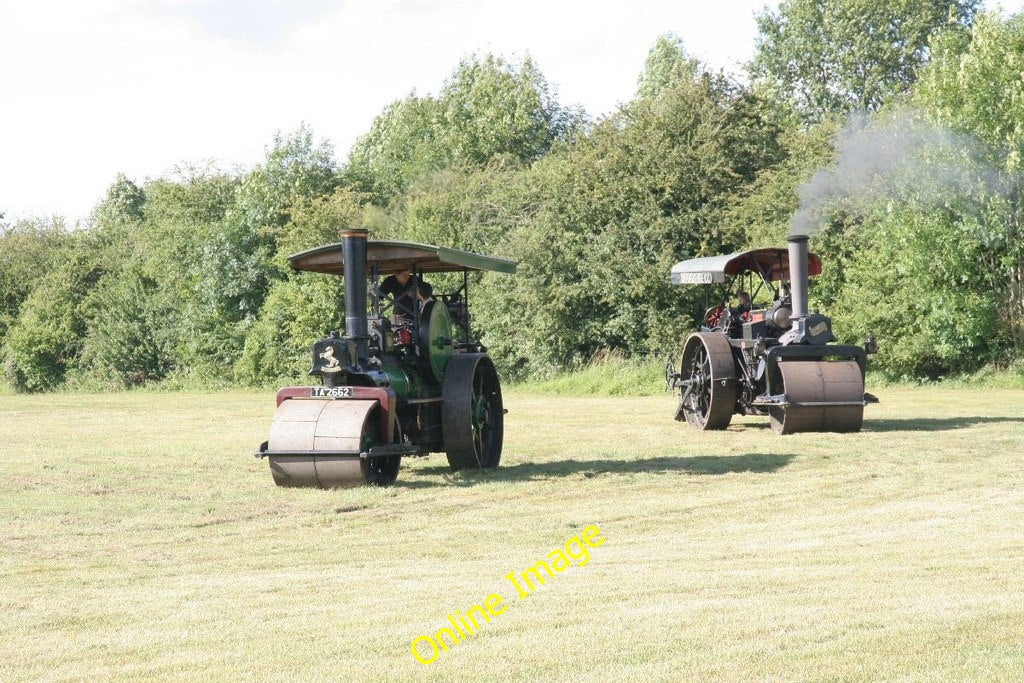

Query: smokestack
[788,235,809,318]
[341,228,369,363]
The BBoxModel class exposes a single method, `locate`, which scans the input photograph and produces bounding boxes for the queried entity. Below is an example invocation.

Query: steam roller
[255,228,516,487]
[667,235,878,434]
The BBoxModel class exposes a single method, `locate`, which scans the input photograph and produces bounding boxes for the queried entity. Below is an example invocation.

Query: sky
[1,0,1021,223]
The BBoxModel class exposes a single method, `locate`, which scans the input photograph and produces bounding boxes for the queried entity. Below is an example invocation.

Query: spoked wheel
[703,305,727,329]
[442,354,503,470]
[676,332,737,430]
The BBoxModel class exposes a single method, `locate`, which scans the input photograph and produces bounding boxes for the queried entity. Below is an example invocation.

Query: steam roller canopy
[267,399,378,488]
[770,360,864,434]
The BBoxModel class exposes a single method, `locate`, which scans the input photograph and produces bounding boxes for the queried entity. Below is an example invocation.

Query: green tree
[472,56,786,376]
[832,201,1007,377]
[233,187,370,384]
[96,168,240,382]
[0,218,72,341]
[750,0,980,122]
[174,127,340,380]
[635,34,693,100]
[913,11,1024,358]
[94,173,145,226]
[346,54,581,205]
[345,95,446,204]
[233,125,339,232]
[438,54,577,166]
[3,242,102,391]
[79,272,178,385]
[234,273,345,384]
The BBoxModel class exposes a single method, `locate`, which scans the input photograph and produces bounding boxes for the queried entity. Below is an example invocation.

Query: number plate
[309,386,354,398]
[674,272,715,284]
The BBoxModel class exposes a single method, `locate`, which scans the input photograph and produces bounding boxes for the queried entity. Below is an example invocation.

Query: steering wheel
[703,305,727,329]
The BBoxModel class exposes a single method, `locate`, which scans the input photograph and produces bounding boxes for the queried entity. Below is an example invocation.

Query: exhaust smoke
[790,109,1007,238]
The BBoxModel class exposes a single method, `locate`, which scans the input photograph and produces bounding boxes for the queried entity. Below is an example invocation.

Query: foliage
[346,53,581,204]
[913,11,1024,354]
[5,15,1024,390]
[274,187,370,264]
[831,205,1005,377]
[345,95,443,204]
[438,54,578,166]
[234,273,346,384]
[0,218,72,341]
[727,118,843,247]
[473,56,786,377]
[3,244,101,391]
[750,0,981,122]
[79,272,178,386]
[635,33,693,100]
[915,12,1024,171]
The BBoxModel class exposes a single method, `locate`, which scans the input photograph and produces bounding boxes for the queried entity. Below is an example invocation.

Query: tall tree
[750,0,980,122]
[913,11,1024,358]
[635,33,693,100]
[0,218,71,342]
[346,54,580,205]
[345,95,443,204]
[438,54,576,166]
[472,56,786,376]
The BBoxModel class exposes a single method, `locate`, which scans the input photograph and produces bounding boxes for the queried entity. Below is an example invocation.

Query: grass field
[2,387,1023,681]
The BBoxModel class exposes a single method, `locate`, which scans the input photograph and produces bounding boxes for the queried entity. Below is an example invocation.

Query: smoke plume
[790,109,1007,237]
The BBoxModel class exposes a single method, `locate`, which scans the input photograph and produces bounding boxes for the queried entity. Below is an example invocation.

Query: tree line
[2,0,1021,391]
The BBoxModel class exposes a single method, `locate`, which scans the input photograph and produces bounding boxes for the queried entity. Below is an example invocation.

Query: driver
[734,291,752,315]
[379,269,433,323]
[728,291,752,337]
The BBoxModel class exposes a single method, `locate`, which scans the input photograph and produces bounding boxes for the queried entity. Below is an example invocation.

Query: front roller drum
[266,399,400,487]
[677,332,738,430]
[442,354,503,470]
[770,360,864,434]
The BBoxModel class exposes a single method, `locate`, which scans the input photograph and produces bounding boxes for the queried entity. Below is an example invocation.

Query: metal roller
[770,360,864,434]
[267,399,377,487]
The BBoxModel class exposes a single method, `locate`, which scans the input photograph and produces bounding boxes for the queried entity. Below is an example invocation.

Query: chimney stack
[341,228,369,363]
[787,235,809,318]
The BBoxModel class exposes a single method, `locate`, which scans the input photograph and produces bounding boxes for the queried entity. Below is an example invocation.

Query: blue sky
[1,0,1021,222]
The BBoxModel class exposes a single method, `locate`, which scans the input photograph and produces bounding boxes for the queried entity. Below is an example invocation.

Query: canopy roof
[289,240,517,276]
[670,248,821,285]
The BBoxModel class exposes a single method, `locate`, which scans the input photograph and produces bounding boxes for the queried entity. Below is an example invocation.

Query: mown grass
[512,356,1024,396]
[2,387,1023,681]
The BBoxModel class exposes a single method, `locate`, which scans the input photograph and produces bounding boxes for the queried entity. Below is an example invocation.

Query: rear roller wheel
[442,354,503,470]
[676,332,737,430]
[769,360,864,434]
[266,399,400,487]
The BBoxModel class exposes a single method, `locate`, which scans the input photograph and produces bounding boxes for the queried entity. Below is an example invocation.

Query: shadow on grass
[864,416,1024,432]
[400,452,795,487]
